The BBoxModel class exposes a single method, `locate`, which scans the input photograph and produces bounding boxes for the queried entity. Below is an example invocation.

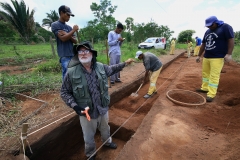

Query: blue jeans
[60,56,72,80]
[79,112,112,157]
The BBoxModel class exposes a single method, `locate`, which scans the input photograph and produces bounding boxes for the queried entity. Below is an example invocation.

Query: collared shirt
[108,30,122,55]
[61,62,126,119]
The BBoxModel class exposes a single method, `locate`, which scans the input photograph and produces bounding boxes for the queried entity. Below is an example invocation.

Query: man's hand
[125,58,135,65]
[224,54,232,62]
[81,107,91,121]
[73,25,79,32]
[118,37,125,42]
[196,56,201,63]
[73,105,85,115]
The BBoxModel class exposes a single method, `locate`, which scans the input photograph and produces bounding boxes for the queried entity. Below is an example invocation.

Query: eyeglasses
[78,50,90,55]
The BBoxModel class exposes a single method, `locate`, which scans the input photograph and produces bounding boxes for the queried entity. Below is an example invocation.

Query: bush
[35,59,61,72]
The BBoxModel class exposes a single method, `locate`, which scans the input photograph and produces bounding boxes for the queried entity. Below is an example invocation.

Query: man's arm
[198,43,206,57]
[196,43,206,63]
[60,74,78,108]
[142,70,149,83]
[227,38,234,55]
[108,31,118,46]
[58,25,79,42]
[103,59,134,77]
[70,35,77,44]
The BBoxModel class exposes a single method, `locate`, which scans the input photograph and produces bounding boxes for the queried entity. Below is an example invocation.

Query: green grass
[232,45,240,63]
[0,42,168,94]
[176,43,240,62]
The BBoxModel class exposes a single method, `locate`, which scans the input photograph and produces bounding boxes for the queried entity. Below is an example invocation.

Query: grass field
[1,42,239,93]
[0,42,168,94]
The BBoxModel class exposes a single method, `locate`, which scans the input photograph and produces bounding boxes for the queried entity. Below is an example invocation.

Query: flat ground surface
[1,49,240,160]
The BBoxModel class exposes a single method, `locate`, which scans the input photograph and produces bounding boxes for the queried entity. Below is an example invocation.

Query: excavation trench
[25,52,186,160]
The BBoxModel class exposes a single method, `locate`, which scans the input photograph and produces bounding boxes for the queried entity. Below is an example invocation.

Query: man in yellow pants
[187,40,193,58]
[196,16,234,102]
[169,38,176,55]
[194,37,202,56]
[135,51,163,98]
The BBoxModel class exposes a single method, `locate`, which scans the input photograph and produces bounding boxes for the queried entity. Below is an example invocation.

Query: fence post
[105,39,111,88]
[20,123,29,154]
[49,36,56,58]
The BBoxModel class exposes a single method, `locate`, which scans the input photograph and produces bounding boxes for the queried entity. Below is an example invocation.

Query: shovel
[130,82,143,97]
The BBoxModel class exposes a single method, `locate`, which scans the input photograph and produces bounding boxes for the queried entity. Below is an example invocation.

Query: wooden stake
[105,39,111,88]
[20,123,29,154]
[49,36,56,58]
[76,31,80,43]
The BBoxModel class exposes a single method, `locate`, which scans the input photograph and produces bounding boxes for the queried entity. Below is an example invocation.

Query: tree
[42,10,59,29]
[132,21,174,43]
[0,0,36,44]
[0,20,17,44]
[177,30,196,43]
[124,17,134,42]
[82,0,118,42]
[90,0,117,28]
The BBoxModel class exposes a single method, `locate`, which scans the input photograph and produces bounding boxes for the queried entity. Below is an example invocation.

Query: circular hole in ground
[166,89,206,106]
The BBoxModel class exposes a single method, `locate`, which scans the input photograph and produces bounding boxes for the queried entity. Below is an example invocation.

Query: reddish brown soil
[1,49,240,160]
[116,53,240,160]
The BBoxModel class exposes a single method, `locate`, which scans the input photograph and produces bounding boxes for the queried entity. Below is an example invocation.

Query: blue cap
[205,16,218,27]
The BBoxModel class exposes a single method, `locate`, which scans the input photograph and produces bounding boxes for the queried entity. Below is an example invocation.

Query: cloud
[208,0,219,4]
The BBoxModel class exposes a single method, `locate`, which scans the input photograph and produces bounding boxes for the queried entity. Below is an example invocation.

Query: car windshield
[144,38,156,43]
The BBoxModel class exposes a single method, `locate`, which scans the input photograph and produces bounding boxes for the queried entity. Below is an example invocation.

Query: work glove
[73,105,85,115]
[224,54,232,62]
[196,56,201,63]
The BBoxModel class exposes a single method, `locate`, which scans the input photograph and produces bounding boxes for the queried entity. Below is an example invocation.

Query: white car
[138,37,166,49]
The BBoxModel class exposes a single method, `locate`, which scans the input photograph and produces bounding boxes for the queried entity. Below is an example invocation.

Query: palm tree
[0,0,36,44]
[42,10,59,29]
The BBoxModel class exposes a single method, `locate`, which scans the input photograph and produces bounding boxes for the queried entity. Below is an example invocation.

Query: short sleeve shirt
[202,23,234,58]
[51,21,74,58]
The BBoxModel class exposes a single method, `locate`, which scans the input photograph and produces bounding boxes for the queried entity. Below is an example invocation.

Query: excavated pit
[24,52,186,160]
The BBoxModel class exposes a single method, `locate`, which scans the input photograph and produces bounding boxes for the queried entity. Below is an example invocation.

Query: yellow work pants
[187,47,192,57]
[148,67,162,95]
[170,46,175,55]
[201,58,224,98]
[194,46,200,56]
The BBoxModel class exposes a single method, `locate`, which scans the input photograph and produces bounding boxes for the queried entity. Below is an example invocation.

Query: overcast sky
[2,0,240,39]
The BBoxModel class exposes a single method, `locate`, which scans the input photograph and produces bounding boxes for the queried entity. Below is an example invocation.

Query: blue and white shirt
[202,23,234,58]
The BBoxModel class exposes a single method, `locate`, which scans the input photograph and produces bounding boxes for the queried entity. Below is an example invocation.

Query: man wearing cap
[108,23,125,85]
[135,51,163,98]
[61,41,134,160]
[193,36,202,56]
[51,5,79,80]
[169,38,176,55]
[196,16,234,102]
